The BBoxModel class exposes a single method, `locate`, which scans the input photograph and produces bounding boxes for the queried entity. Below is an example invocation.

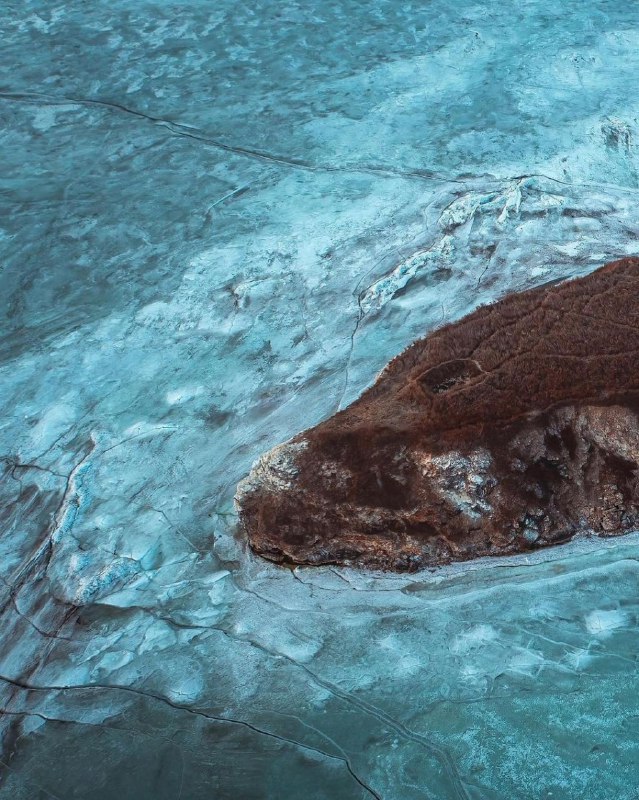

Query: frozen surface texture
[2,1,639,798]
[238,258,639,570]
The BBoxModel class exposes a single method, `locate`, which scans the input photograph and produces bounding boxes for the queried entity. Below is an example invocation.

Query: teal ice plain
[2,1,639,798]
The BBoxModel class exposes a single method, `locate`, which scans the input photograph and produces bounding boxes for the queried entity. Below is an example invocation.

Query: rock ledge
[236,258,639,570]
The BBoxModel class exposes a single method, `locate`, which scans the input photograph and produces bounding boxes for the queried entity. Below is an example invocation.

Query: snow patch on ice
[451,624,499,654]
[584,608,629,637]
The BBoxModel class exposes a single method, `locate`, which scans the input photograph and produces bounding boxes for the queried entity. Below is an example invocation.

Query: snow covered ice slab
[2,1,639,798]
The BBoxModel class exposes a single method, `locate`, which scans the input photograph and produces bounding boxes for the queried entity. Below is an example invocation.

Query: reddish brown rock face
[236,257,639,571]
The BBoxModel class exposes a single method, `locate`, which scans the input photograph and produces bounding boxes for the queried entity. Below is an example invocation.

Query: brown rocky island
[236,257,639,571]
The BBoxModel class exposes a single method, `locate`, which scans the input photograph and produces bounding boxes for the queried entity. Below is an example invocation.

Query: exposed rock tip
[237,257,639,571]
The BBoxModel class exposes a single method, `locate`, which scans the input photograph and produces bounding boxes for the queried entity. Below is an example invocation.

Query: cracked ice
[2,1,639,798]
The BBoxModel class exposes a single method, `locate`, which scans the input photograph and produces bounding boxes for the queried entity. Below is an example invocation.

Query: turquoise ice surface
[2,2,639,798]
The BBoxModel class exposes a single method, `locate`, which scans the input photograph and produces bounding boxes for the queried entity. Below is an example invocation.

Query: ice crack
[0,674,382,800]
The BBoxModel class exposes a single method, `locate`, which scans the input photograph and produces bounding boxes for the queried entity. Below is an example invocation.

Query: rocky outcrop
[236,258,639,570]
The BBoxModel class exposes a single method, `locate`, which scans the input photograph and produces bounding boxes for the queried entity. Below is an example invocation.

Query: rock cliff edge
[237,258,639,570]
